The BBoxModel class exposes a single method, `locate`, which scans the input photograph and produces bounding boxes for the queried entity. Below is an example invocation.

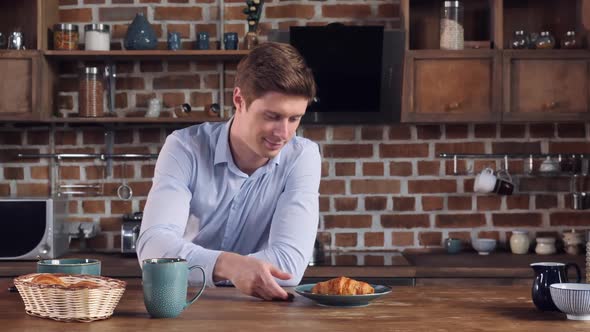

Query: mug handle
[184,265,207,309]
[565,263,582,283]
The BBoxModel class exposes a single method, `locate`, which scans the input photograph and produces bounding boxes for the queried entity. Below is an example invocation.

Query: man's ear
[233,87,245,113]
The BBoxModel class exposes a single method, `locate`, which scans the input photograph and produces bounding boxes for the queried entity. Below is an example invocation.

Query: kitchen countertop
[0,278,584,331]
[0,251,585,282]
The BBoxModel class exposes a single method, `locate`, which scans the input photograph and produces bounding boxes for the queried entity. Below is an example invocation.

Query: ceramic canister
[535,237,557,255]
[510,231,530,254]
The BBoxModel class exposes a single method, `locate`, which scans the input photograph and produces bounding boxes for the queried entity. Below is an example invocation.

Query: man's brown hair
[234,42,316,108]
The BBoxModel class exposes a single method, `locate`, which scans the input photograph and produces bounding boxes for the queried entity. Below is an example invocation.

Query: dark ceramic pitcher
[531,262,581,311]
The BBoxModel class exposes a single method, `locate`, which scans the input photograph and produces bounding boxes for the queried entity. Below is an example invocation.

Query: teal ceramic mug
[142,258,206,318]
[444,238,462,254]
[37,258,101,275]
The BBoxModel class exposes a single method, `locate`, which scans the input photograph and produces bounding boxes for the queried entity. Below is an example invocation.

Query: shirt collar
[213,118,283,168]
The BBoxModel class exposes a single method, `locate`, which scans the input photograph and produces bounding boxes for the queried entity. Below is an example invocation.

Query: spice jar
[561,31,579,49]
[440,1,464,50]
[53,24,79,50]
[535,31,555,49]
[78,67,104,117]
[84,24,110,51]
[510,30,529,49]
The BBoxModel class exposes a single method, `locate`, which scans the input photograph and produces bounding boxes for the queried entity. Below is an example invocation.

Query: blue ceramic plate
[294,284,391,307]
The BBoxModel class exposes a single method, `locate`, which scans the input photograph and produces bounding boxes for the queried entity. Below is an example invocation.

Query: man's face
[234,88,308,159]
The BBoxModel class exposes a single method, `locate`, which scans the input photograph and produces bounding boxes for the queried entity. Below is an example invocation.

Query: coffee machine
[121,212,142,255]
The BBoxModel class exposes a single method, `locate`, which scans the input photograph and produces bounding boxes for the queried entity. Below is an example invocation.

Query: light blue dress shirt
[137,119,321,287]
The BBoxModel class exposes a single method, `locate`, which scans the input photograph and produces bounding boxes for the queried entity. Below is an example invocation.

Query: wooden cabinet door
[402,50,500,123]
[503,51,590,122]
[0,51,42,121]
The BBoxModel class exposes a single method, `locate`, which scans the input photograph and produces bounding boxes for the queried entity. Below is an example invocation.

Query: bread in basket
[14,273,126,322]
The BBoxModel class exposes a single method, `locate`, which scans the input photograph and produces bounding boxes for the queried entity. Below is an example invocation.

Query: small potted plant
[243,0,264,49]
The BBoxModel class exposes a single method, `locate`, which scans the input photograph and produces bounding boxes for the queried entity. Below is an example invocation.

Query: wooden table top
[1,278,586,331]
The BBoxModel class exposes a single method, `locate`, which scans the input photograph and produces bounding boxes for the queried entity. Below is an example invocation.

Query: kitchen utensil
[550,283,590,320]
[531,262,581,311]
[294,283,391,307]
[117,162,133,200]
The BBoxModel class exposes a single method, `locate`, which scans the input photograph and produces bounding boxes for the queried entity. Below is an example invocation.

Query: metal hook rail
[438,153,589,159]
[18,153,159,160]
[438,153,590,175]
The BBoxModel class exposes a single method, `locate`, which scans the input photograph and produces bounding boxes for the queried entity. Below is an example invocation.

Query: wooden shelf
[50,115,227,124]
[0,115,227,124]
[406,49,497,58]
[43,50,250,61]
[502,49,590,58]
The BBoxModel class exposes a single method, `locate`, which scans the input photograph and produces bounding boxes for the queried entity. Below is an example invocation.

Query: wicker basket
[14,273,126,322]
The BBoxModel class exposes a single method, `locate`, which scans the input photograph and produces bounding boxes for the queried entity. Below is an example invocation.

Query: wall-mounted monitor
[270,25,405,124]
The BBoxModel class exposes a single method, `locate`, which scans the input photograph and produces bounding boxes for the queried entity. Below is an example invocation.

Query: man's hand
[214,252,292,300]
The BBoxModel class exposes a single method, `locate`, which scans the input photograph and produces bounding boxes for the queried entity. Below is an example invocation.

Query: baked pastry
[31,274,67,287]
[68,280,100,288]
[311,276,374,295]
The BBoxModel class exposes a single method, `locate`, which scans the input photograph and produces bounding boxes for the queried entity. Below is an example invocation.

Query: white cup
[474,168,496,193]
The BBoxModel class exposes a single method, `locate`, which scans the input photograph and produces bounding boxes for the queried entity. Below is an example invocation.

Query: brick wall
[1,0,590,253]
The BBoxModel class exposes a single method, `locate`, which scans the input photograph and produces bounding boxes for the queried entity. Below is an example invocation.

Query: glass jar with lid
[78,67,105,117]
[535,31,555,49]
[561,31,579,49]
[510,30,529,49]
[53,24,79,50]
[440,1,464,50]
[84,24,110,51]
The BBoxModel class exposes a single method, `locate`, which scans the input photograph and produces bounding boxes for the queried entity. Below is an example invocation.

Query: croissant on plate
[311,276,374,295]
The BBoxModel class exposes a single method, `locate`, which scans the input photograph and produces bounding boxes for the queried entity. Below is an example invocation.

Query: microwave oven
[0,198,69,260]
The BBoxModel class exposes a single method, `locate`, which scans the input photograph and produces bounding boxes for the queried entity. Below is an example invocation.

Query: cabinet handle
[543,101,560,110]
[445,101,462,112]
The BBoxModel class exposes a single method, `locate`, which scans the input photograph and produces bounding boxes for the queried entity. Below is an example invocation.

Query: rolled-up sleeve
[136,133,222,287]
[250,142,321,286]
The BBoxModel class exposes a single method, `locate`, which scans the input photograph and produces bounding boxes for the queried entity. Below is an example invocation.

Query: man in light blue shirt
[137,42,320,301]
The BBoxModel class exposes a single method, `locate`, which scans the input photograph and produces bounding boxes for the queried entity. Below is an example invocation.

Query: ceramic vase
[124,13,157,50]
[510,231,530,254]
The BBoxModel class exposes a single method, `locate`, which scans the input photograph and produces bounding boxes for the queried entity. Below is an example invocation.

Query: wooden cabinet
[400,0,590,124]
[402,50,501,122]
[0,51,42,121]
[503,51,590,122]
[0,0,58,122]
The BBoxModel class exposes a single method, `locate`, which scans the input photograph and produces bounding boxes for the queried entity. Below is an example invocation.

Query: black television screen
[290,26,383,114]
[269,25,404,124]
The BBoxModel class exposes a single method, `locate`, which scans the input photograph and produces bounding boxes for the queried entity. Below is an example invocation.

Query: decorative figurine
[243,0,264,50]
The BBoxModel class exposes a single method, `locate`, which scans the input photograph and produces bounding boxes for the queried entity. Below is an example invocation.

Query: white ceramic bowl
[472,238,496,255]
[550,283,590,320]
